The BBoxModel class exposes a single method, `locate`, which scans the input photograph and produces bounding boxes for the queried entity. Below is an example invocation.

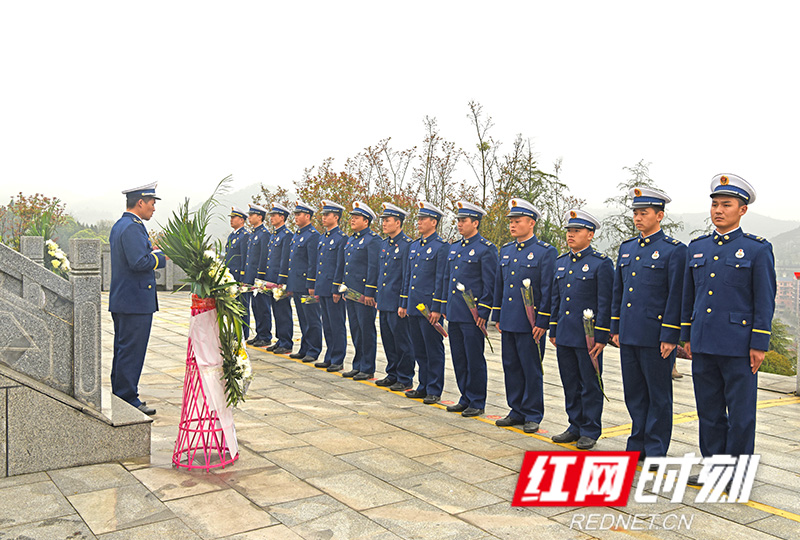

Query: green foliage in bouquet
[158,176,251,407]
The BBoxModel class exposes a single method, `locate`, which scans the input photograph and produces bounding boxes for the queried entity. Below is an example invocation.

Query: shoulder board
[744,232,768,243]
[690,233,711,243]
[591,250,607,259]
[662,235,681,245]
[537,239,550,247]
[480,237,493,247]
[503,240,515,248]
[556,252,569,260]
[621,236,638,245]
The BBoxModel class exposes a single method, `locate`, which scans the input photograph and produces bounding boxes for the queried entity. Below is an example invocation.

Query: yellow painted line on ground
[153,315,190,329]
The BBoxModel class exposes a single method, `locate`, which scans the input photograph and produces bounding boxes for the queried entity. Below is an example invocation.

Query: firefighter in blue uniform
[244,204,272,347]
[442,201,497,417]
[265,203,294,354]
[492,198,557,432]
[610,188,687,460]
[375,203,415,391]
[225,206,250,338]
[342,201,380,380]
[682,174,775,485]
[109,182,166,416]
[550,209,613,450]
[287,201,322,362]
[314,200,348,371]
[400,201,449,404]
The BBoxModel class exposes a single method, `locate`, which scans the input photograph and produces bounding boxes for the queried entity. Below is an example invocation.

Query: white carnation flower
[522,278,531,288]
[583,309,594,319]
[456,282,465,292]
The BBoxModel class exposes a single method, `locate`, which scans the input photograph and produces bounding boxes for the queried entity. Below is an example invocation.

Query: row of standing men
[226,173,776,464]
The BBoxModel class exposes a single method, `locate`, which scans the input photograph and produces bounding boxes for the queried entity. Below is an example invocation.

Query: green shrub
[761,350,796,376]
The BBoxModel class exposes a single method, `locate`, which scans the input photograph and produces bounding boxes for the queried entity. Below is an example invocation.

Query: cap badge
[634,188,642,197]
[652,251,660,260]
[735,248,744,258]
[720,176,729,185]
[418,202,424,209]
[527,252,534,260]
[582,263,589,272]
[570,210,577,218]
[511,200,518,207]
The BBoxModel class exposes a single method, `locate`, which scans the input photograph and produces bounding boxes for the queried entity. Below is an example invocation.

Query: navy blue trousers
[252,291,272,342]
[268,294,293,349]
[320,295,347,365]
[408,315,445,396]
[620,344,674,457]
[379,310,414,386]
[556,345,604,439]
[449,321,488,409]
[501,331,545,423]
[692,353,757,456]
[111,312,153,407]
[292,291,322,358]
[240,292,251,340]
[346,299,377,374]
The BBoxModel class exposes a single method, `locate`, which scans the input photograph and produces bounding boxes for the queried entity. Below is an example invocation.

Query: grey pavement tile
[0,472,49,490]
[264,446,356,479]
[224,466,322,506]
[262,412,331,434]
[748,515,800,540]
[164,489,277,539]
[393,472,503,514]
[387,415,468,438]
[349,402,423,421]
[363,498,489,540]
[220,524,305,539]
[646,507,786,540]
[238,397,298,417]
[473,474,520,502]
[296,428,380,455]
[458,503,592,540]
[0,481,74,529]
[131,465,229,501]
[305,470,412,511]
[747,483,800,515]
[269,494,350,527]
[97,518,201,540]
[48,463,139,496]
[0,515,97,540]
[235,425,309,453]
[291,508,399,540]
[285,400,354,418]
[204,446,275,474]
[68,483,174,535]
[339,448,436,482]
[432,432,522,461]
[415,450,513,483]
[363,430,449,458]
[324,415,402,436]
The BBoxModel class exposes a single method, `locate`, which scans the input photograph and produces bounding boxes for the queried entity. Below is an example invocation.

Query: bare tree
[465,101,499,207]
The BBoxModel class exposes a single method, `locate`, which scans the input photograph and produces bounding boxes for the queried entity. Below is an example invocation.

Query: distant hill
[772,225,800,270]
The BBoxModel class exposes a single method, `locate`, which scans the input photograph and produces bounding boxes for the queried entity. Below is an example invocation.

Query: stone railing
[0,236,102,410]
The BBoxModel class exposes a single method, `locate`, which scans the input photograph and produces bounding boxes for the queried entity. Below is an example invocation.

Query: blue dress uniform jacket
[443,233,498,411]
[550,247,613,347]
[224,227,249,281]
[611,231,687,345]
[491,236,557,331]
[376,232,413,312]
[376,232,414,385]
[317,226,348,365]
[551,246,614,441]
[344,227,380,374]
[109,212,166,314]
[243,224,271,285]
[611,230,687,458]
[680,229,776,355]
[680,228,776,457]
[288,223,322,358]
[266,224,294,350]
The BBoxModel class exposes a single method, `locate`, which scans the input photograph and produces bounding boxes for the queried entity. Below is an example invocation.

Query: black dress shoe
[423,395,440,404]
[405,389,426,399]
[523,421,540,433]
[342,369,359,378]
[326,364,343,372]
[375,377,396,387]
[314,361,331,368]
[389,382,412,391]
[137,404,156,415]
[266,343,279,352]
[576,436,596,450]
[251,339,269,347]
[551,430,580,443]
[353,372,374,381]
[687,474,703,486]
[495,415,525,427]
[462,407,484,417]
[289,352,305,359]
[246,338,257,345]
[301,355,317,363]
[446,403,467,412]
[272,347,292,355]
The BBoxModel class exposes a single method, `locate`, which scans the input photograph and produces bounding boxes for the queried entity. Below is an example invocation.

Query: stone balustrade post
[69,238,103,410]
[20,236,44,266]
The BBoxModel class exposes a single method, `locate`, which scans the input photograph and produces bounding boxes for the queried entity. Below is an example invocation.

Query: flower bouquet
[456,282,493,352]
[301,294,320,304]
[416,303,448,338]
[582,309,608,402]
[45,239,71,278]
[520,278,543,369]
[338,284,368,304]
[251,279,290,301]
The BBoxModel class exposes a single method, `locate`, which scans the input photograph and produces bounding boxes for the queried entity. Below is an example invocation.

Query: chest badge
[427,247,432,254]
[652,251,659,260]
[394,246,399,253]
[735,249,745,258]
[299,236,304,243]
[582,264,589,272]
[469,249,475,256]
[621,253,629,258]
[253,236,258,241]
[330,239,334,245]
[232,239,236,244]
[359,238,364,245]
[527,252,534,260]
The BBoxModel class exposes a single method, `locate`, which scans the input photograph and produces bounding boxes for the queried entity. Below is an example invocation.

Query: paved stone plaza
[2,290,799,539]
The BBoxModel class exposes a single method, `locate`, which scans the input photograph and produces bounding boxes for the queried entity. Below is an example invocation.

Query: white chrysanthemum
[204,250,216,260]
[583,309,594,319]
[338,284,347,293]
[456,282,465,292]
[522,278,531,288]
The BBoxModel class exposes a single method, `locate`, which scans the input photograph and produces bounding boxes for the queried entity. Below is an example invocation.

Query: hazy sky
[1,1,797,224]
